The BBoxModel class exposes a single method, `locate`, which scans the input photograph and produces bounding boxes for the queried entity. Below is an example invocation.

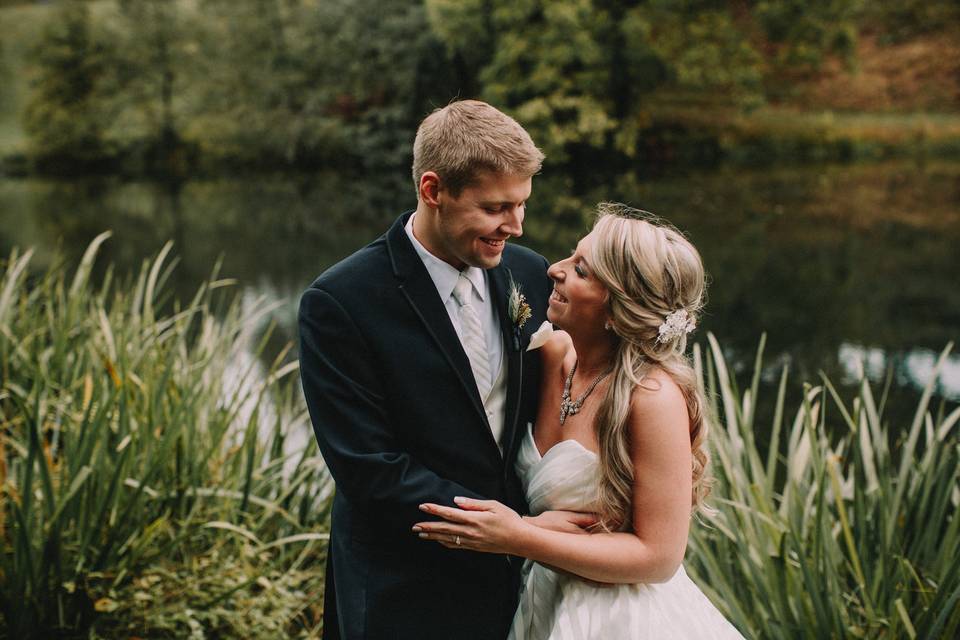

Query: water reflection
[838,343,960,401]
[1,160,957,432]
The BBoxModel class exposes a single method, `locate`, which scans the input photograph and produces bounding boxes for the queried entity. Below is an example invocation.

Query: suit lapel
[488,265,524,463]
[386,214,491,431]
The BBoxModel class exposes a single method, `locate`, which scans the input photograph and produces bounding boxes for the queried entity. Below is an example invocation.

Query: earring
[604,321,612,331]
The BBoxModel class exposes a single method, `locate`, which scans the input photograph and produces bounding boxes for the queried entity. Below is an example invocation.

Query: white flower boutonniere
[526,321,554,351]
[507,278,532,330]
[507,276,533,351]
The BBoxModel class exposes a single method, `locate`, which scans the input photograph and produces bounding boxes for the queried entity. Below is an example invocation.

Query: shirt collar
[405,213,486,302]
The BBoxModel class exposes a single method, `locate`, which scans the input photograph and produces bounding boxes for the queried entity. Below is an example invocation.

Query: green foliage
[688,335,960,638]
[96,0,194,173]
[642,6,764,97]
[756,0,860,68]
[481,0,617,160]
[427,0,768,162]
[9,0,960,174]
[863,0,960,41]
[1,230,957,636]
[22,2,111,168]
[0,236,331,637]
[19,0,455,175]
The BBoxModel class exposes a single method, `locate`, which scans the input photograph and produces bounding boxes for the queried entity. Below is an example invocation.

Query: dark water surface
[2,160,958,432]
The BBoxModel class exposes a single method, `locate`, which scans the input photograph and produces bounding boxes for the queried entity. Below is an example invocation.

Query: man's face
[433,171,531,270]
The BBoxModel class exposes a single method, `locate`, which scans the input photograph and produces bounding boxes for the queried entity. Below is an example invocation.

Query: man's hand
[523,510,597,534]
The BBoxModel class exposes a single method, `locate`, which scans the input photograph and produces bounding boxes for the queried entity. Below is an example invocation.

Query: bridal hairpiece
[657,308,696,343]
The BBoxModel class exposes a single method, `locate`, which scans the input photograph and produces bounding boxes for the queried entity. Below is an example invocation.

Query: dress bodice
[515,424,601,516]
[509,424,746,639]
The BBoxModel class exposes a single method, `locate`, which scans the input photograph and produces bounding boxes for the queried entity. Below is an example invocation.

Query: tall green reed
[0,234,332,638]
[688,334,960,639]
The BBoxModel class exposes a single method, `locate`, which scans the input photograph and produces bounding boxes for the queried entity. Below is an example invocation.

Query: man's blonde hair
[412,100,544,197]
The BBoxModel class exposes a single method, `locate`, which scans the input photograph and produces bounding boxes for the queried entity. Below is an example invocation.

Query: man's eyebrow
[480,199,522,206]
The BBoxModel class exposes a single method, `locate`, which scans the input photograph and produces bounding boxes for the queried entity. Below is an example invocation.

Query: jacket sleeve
[298,286,484,534]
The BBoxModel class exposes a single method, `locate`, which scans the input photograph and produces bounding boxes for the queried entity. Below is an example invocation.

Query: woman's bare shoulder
[628,368,689,441]
[540,329,574,367]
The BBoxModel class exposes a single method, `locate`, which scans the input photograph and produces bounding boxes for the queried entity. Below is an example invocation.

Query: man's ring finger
[455,535,461,546]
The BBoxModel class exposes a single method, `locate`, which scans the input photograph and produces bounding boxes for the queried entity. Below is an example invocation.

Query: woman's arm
[414,370,693,584]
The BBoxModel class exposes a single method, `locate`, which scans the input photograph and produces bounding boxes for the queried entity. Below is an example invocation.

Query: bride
[414,203,745,639]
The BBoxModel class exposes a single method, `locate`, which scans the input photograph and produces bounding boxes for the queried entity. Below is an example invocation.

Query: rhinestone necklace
[559,359,612,425]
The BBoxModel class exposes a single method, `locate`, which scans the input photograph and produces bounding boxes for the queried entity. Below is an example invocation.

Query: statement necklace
[559,359,612,425]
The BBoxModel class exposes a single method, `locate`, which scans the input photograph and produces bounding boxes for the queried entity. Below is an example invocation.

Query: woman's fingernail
[419,504,429,511]
[453,496,464,504]
[418,533,428,539]
[412,526,422,532]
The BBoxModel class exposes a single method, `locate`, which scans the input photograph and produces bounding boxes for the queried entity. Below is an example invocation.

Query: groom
[299,100,554,639]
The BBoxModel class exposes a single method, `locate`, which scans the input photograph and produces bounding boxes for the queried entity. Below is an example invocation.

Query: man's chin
[466,253,503,270]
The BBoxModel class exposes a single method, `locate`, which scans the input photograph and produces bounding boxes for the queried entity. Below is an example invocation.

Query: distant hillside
[794,30,960,112]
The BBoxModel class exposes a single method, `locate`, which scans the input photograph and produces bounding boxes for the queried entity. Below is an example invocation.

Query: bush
[688,335,960,639]
[0,235,331,638]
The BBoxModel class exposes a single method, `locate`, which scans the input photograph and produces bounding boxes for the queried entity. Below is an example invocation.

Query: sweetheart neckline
[527,424,599,461]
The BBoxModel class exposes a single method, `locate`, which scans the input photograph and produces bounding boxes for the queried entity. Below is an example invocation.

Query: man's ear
[419,172,442,207]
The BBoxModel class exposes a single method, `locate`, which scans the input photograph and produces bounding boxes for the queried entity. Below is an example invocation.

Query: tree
[96,0,195,175]
[23,1,110,171]
[426,0,764,164]
[753,0,860,96]
[191,0,458,172]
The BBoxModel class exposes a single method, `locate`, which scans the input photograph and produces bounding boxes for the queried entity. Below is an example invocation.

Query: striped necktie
[452,273,492,400]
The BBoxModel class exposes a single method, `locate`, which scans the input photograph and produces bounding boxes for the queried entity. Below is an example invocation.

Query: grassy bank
[0,235,331,638]
[644,103,960,166]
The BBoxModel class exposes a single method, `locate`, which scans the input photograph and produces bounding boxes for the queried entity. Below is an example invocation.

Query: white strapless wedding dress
[508,426,746,640]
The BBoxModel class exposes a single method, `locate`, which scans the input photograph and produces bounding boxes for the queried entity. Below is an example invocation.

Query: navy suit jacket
[298,212,552,639]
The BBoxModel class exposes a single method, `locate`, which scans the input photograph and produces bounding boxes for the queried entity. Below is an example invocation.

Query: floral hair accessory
[657,308,696,343]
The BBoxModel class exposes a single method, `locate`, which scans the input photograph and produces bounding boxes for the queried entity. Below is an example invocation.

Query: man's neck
[411,205,464,270]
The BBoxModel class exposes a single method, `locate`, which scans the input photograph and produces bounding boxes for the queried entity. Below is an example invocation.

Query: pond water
[2,159,958,433]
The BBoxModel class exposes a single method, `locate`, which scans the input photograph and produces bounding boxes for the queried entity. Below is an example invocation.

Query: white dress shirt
[404,213,504,385]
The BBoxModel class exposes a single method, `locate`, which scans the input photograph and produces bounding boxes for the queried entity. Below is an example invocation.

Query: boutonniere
[508,277,532,329]
[507,276,532,351]
[526,321,554,351]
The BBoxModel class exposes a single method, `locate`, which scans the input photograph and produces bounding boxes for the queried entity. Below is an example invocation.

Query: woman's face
[546,232,610,334]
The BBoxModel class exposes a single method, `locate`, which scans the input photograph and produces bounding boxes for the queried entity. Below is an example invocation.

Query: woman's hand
[413,496,532,554]
[524,510,598,534]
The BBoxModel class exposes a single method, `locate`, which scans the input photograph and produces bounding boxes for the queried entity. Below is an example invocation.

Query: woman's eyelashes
[568,250,587,278]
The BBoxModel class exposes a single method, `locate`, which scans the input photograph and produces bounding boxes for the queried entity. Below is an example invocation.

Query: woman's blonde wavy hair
[587,203,712,531]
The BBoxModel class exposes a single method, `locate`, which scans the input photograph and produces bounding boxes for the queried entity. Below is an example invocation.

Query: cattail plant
[1,234,332,638]
[688,334,960,639]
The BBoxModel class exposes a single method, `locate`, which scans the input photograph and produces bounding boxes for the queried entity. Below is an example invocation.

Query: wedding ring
[455,535,461,546]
